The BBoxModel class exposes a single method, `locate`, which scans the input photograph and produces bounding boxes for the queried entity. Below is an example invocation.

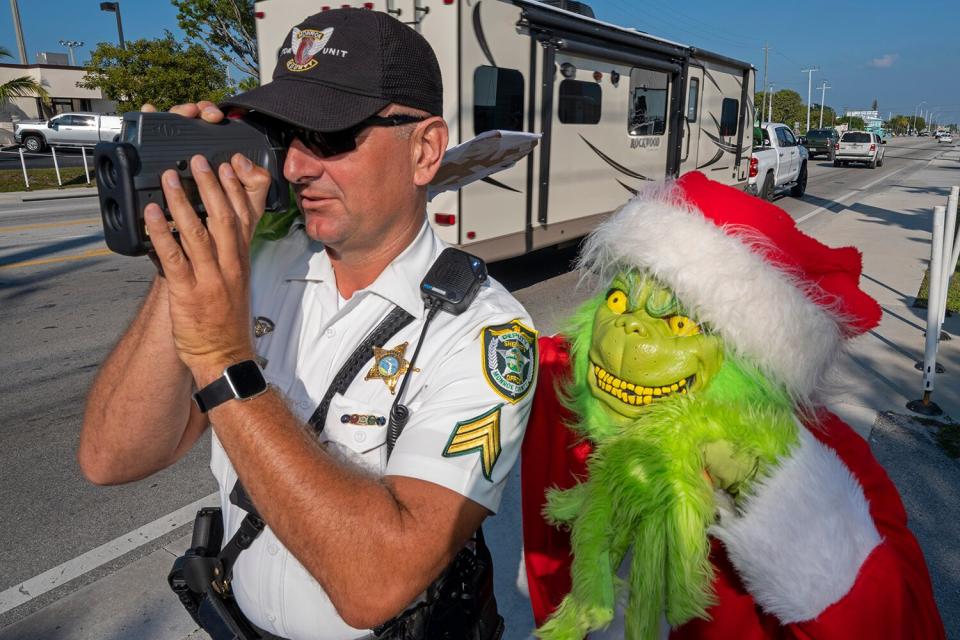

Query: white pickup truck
[14,112,122,152]
[747,122,808,200]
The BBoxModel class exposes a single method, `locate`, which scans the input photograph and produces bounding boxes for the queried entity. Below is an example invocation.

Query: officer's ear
[411,116,448,188]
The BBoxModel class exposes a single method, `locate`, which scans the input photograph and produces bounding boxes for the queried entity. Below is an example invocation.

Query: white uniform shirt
[209,220,537,640]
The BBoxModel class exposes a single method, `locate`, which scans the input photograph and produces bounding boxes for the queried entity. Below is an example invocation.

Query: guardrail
[0,144,94,190]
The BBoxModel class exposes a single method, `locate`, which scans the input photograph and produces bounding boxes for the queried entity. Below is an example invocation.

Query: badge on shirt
[481,320,537,404]
[366,341,419,395]
[442,405,502,481]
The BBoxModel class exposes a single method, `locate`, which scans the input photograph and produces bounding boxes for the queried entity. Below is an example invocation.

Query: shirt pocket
[322,392,391,474]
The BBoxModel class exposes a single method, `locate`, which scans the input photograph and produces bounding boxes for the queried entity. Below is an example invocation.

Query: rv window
[686,78,699,122]
[558,80,602,125]
[720,98,739,136]
[473,66,524,135]
[628,68,668,136]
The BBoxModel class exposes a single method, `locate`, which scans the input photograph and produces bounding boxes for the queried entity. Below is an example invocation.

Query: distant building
[846,109,885,136]
[0,61,116,122]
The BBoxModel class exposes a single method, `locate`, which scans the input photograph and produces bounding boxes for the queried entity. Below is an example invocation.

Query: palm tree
[0,45,50,104]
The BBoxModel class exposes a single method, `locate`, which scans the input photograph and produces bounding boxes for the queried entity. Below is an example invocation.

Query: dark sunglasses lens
[299,128,357,157]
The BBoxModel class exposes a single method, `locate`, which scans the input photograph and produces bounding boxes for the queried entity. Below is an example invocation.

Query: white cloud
[869,54,898,68]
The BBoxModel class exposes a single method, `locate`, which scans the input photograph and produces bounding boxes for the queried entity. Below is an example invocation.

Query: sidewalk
[2,152,959,639]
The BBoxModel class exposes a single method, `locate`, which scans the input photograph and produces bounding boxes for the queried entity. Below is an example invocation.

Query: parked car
[748,123,808,200]
[940,134,954,144]
[834,131,885,169]
[802,128,840,159]
[14,112,122,152]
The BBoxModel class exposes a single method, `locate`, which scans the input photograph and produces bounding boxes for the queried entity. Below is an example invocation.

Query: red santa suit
[522,335,945,639]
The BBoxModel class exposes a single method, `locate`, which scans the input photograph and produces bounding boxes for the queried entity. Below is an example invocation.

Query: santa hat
[578,171,881,403]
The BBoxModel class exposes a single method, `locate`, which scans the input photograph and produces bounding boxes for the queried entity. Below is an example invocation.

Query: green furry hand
[544,483,589,526]
[701,440,760,498]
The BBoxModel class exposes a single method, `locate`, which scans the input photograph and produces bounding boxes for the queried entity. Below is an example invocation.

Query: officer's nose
[284,138,327,185]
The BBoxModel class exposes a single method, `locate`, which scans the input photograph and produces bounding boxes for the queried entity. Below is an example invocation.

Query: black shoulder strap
[220,305,415,581]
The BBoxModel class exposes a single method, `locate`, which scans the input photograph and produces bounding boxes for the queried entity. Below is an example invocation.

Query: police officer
[79,8,536,639]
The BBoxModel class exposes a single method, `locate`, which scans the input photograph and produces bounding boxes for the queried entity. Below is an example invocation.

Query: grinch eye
[606,289,628,315]
[666,315,700,336]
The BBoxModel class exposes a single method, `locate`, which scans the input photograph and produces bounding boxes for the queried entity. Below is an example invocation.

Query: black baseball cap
[221,8,443,132]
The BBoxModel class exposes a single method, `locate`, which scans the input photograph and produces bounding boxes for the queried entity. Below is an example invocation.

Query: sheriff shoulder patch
[442,405,503,481]
[481,320,537,404]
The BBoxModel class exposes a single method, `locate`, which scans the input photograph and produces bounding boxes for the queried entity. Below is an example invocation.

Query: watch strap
[193,375,235,413]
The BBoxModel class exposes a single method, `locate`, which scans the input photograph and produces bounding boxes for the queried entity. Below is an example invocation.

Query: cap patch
[285,27,341,72]
[482,320,538,404]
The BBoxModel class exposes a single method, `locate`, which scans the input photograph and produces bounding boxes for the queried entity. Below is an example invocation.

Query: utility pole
[760,43,770,125]
[818,80,831,129]
[9,0,28,64]
[802,67,819,133]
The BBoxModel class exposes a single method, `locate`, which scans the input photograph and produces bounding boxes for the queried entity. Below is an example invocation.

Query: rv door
[678,67,703,175]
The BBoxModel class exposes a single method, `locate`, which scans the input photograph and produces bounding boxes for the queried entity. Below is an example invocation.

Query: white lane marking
[796,161,918,225]
[0,492,219,615]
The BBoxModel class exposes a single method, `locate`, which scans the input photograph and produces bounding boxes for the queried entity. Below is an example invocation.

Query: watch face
[225,360,267,398]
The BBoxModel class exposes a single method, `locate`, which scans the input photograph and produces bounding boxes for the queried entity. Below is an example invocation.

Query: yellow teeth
[592,363,695,406]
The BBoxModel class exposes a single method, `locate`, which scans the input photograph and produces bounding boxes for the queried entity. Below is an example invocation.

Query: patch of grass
[0,167,95,192]
[914,265,960,314]
[935,422,960,458]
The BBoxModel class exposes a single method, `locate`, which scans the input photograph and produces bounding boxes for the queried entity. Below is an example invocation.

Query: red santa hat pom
[578,171,881,404]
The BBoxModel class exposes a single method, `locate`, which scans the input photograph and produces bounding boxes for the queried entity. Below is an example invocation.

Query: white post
[81,146,91,184]
[50,146,63,188]
[18,146,30,190]
[922,205,947,395]
[942,186,960,329]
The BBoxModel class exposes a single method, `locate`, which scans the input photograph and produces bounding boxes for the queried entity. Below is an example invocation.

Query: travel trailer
[253,0,755,260]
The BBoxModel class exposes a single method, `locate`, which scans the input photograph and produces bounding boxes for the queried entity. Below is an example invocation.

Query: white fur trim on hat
[709,427,882,623]
[578,185,845,402]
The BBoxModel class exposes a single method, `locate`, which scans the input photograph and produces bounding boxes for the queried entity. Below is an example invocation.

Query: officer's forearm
[207,387,467,629]
[79,277,206,485]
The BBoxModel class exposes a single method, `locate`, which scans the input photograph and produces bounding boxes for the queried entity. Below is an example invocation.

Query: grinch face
[588,271,723,419]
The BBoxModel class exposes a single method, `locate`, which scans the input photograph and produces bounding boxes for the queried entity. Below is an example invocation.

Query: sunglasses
[284,114,428,157]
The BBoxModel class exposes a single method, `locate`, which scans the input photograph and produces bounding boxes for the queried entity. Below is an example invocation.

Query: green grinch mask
[538,270,798,640]
[588,272,723,421]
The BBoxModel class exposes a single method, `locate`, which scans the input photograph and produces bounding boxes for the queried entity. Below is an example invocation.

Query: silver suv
[833,131,885,169]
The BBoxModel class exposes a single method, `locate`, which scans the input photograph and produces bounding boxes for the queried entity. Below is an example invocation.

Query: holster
[168,507,262,640]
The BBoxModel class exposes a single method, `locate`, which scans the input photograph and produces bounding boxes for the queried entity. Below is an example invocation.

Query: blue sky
[1,0,958,123]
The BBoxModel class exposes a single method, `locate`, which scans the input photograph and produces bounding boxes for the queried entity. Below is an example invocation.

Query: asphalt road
[0,137,950,625]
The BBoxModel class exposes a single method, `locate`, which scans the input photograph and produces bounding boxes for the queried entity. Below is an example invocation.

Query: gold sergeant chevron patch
[442,405,503,481]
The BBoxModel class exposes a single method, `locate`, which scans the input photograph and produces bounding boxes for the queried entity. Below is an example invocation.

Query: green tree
[78,34,231,112]
[171,0,257,78]
[871,98,878,111]
[0,45,49,104]
[770,89,805,127]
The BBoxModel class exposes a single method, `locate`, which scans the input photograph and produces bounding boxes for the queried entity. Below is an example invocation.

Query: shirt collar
[282,219,437,320]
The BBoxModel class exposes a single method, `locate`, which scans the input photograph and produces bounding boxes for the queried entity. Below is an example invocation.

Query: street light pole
[100,2,125,49]
[818,81,831,129]
[9,0,28,64]
[802,67,819,133]
[58,40,84,66]
[767,82,775,122]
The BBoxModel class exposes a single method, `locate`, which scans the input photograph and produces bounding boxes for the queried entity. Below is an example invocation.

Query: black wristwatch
[193,360,268,413]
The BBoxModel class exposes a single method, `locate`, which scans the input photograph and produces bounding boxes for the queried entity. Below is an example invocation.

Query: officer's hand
[702,440,760,499]
[141,100,225,123]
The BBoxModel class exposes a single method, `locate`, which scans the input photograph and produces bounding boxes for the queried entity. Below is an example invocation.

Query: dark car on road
[802,128,840,159]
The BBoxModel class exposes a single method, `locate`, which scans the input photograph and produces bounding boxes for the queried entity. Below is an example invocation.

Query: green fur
[538,293,798,640]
